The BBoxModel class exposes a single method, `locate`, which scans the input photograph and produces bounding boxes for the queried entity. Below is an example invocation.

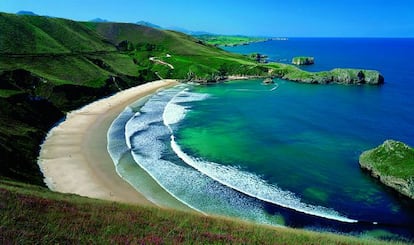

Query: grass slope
[194,34,268,46]
[0,13,115,54]
[0,180,397,244]
[85,22,263,80]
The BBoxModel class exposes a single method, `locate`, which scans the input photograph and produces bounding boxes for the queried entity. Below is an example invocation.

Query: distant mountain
[136,21,162,29]
[134,21,212,35]
[90,18,109,23]
[166,26,213,36]
[16,11,38,16]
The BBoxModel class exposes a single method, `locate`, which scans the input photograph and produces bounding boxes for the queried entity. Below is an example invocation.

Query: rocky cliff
[279,68,384,85]
[359,140,414,199]
[292,56,314,65]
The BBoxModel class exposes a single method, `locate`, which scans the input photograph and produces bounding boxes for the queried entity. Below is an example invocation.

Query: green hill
[193,34,268,46]
[0,13,115,54]
[0,12,263,186]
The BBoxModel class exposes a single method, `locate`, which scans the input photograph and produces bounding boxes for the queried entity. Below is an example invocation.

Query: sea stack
[263,78,274,84]
[292,56,314,65]
[359,140,414,199]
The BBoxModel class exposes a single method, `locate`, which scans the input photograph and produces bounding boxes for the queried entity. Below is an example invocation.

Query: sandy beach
[38,79,179,206]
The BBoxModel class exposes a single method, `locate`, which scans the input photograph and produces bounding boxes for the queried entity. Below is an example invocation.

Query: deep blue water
[223,38,414,146]
[109,38,414,241]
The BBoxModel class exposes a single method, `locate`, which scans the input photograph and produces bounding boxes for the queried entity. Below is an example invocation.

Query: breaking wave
[108,84,357,227]
[162,86,357,223]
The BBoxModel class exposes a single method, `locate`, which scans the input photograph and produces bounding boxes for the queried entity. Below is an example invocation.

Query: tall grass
[0,180,402,244]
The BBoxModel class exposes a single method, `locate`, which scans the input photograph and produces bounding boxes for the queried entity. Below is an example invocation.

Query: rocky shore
[292,56,314,65]
[279,68,384,85]
[359,140,414,199]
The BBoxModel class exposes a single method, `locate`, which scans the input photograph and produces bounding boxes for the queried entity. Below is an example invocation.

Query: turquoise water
[108,39,414,240]
[176,80,414,223]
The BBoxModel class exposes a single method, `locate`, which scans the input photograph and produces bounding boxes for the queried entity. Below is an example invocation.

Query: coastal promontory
[359,140,414,199]
[271,65,385,85]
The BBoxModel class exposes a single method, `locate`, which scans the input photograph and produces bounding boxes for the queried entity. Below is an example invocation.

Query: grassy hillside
[84,22,266,79]
[0,13,115,54]
[0,179,397,244]
[194,34,268,46]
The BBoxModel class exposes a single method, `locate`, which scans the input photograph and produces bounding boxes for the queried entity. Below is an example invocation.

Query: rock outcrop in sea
[359,140,414,199]
[279,68,384,85]
[292,56,314,65]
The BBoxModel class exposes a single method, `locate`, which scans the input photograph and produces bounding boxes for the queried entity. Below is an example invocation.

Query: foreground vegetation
[0,180,400,244]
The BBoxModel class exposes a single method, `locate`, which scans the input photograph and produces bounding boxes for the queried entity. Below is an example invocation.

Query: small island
[292,56,314,65]
[262,77,274,84]
[359,140,414,199]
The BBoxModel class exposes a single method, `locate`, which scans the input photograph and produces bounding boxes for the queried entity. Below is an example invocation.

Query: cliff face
[280,68,384,85]
[292,56,314,65]
[359,140,414,199]
[329,69,384,85]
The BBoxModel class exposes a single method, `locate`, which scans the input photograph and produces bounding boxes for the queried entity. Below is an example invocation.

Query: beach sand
[38,80,179,206]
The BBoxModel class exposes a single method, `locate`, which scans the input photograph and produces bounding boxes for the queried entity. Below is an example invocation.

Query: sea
[108,38,414,241]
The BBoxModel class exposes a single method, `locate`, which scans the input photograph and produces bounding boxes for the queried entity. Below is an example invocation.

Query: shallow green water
[175,80,414,224]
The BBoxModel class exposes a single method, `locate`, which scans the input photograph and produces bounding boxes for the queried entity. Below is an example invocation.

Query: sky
[1,0,414,37]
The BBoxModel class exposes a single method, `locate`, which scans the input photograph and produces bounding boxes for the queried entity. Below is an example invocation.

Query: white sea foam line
[270,83,279,91]
[122,85,206,213]
[170,138,357,223]
[131,152,206,215]
[107,106,134,163]
[105,85,194,208]
[124,86,283,225]
[162,88,358,224]
[163,88,209,130]
[130,125,280,224]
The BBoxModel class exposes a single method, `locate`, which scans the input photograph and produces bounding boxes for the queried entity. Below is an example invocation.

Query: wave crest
[163,87,357,223]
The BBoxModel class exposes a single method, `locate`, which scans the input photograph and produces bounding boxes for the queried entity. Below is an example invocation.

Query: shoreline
[38,79,179,206]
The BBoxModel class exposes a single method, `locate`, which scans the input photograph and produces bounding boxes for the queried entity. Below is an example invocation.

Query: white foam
[124,86,281,224]
[169,136,357,223]
[109,84,356,227]
[107,106,134,164]
[160,87,357,224]
[163,89,209,127]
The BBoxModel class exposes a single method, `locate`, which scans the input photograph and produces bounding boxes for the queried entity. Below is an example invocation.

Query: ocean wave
[162,87,357,223]
[109,84,356,227]
[107,106,134,164]
[163,88,209,127]
[124,85,281,225]
[170,137,357,223]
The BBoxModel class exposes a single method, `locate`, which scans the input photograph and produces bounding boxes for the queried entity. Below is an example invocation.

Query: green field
[193,34,268,46]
